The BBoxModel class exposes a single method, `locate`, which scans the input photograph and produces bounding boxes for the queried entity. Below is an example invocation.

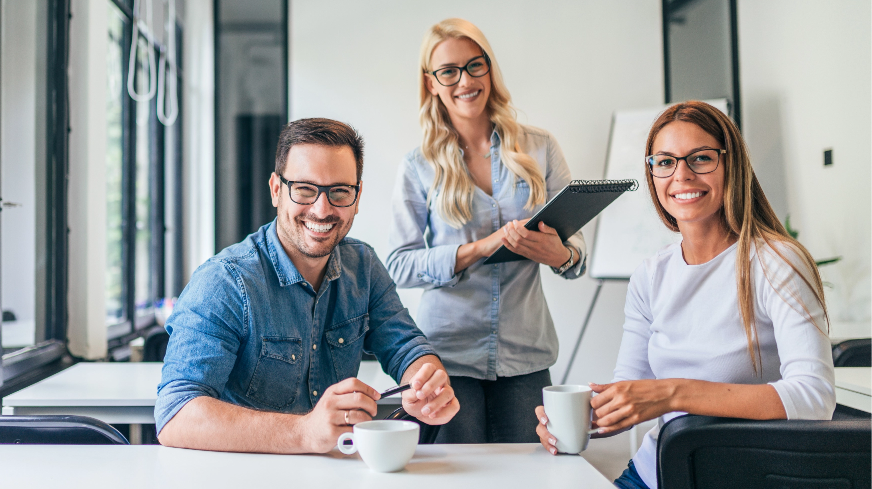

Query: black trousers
[435,369,552,444]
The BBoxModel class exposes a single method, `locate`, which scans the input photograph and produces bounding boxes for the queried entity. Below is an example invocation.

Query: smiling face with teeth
[651,121,726,234]
[269,143,361,271]
[425,37,492,126]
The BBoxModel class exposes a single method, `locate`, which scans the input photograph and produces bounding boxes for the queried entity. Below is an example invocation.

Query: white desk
[2,361,400,424]
[834,367,871,413]
[0,443,614,489]
[2,363,161,423]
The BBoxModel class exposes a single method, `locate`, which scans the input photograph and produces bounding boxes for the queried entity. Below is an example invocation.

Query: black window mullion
[120,15,136,337]
[150,72,165,310]
[171,23,184,297]
[45,0,71,342]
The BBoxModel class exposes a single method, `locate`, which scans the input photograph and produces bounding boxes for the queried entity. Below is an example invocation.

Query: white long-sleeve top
[613,240,835,488]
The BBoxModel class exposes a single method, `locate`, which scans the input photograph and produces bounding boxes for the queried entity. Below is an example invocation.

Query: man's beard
[287,213,350,259]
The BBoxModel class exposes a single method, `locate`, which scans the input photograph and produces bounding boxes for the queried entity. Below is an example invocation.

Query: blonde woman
[386,18,587,443]
[535,101,835,488]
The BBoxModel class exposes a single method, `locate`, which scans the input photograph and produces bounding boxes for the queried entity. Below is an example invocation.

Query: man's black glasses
[279,175,360,207]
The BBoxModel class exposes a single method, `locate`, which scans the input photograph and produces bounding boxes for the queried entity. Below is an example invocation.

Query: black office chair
[832,338,871,367]
[383,406,441,444]
[143,325,170,362]
[657,414,871,489]
[0,415,130,445]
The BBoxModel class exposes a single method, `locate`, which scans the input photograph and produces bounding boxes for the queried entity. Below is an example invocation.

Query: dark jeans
[614,460,650,489]
[434,369,551,444]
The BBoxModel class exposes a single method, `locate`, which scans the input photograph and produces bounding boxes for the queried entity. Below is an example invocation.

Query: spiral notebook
[483,179,639,264]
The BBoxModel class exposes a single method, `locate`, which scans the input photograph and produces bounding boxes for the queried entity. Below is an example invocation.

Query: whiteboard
[588,99,729,279]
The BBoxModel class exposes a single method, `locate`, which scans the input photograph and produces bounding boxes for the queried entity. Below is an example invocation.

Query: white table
[2,363,162,423]
[2,361,400,424]
[0,443,614,489]
[834,367,871,413]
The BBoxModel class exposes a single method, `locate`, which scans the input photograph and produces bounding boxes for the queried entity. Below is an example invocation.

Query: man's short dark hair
[274,118,365,181]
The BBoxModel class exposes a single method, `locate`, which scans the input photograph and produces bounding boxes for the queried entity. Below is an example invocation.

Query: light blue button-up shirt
[155,220,436,434]
[386,125,586,380]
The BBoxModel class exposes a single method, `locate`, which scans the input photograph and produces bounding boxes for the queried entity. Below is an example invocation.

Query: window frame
[106,0,179,348]
[0,0,70,386]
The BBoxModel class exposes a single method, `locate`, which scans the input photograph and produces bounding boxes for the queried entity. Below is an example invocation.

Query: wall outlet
[824,148,833,166]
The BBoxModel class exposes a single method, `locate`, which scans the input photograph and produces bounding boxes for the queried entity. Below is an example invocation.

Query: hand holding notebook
[484,179,638,265]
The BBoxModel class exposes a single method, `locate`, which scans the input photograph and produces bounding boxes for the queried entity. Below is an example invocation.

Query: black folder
[483,179,638,264]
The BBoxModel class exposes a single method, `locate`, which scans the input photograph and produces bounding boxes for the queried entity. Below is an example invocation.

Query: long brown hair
[644,101,829,375]
[418,18,545,228]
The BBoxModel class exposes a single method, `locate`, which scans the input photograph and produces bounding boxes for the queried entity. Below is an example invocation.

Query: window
[105,0,180,345]
[0,0,69,386]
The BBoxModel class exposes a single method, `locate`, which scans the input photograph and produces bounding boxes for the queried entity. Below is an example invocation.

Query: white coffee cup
[543,385,592,454]
[337,420,420,472]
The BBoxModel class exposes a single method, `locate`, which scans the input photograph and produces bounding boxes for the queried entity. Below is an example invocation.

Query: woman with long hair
[535,101,835,488]
[386,18,587,443]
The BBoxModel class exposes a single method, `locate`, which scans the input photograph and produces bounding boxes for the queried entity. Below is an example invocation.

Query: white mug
[337,420,419,472]
[543,385,592,454]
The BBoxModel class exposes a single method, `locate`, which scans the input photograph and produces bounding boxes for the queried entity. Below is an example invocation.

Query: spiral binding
[568,179,639,193]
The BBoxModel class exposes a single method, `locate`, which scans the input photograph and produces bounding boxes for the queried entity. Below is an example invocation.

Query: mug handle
[337,431,357,455]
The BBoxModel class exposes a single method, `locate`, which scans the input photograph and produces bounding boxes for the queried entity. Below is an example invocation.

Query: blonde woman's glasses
[427,55,491,87]
[646,149,726,178]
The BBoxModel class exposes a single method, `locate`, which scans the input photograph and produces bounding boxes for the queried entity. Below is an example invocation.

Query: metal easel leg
[561,279,604,384]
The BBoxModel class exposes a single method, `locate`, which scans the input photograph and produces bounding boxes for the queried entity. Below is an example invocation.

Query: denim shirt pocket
[246,336,303,410]
[503,179,532,223]
[325,314,369,381]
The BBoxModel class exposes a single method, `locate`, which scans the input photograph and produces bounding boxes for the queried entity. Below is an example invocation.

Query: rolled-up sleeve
[154,260,246,434]
[364,246,439,382]
[543,132,587,279]
[761,244,836,420]
[386,155,461,289]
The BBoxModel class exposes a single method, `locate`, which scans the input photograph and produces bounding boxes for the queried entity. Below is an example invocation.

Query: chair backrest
[0,415,130,445]
[383,406,440,444]
[832,338,871,367]
[657,415,871,489]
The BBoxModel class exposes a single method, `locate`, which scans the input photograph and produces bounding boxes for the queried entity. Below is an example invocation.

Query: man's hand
[297,378,380,453]
[401,361,458,425]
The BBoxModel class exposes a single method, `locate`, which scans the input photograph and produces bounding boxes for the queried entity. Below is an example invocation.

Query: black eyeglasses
[278,175,360,207]
[646,149,726,178]
[427,55,491,87]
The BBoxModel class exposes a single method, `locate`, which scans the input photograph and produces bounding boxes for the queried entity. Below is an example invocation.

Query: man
[156,118,458,453]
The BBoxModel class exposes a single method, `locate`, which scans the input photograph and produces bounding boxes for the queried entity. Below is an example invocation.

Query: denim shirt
[155,220,436,434]
[385,125,586,380]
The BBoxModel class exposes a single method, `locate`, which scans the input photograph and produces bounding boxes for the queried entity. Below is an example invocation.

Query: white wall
[738,0,872,329]
[290,0,665,383]
[68,0,109,358]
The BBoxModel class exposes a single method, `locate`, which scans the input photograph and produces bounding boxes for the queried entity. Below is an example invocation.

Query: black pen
[379,383,412,399]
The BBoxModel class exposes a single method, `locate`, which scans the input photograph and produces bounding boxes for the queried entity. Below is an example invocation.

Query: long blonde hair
[418,18,545,228]
[644,101,829,375]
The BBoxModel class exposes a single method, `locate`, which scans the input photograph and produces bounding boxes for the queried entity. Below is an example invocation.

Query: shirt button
[492,297,498,301]
[291,354,296,361]
[312,344,317,350]
[338,338,344,344]
[313,390,318,396]
[492,204,496,208]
